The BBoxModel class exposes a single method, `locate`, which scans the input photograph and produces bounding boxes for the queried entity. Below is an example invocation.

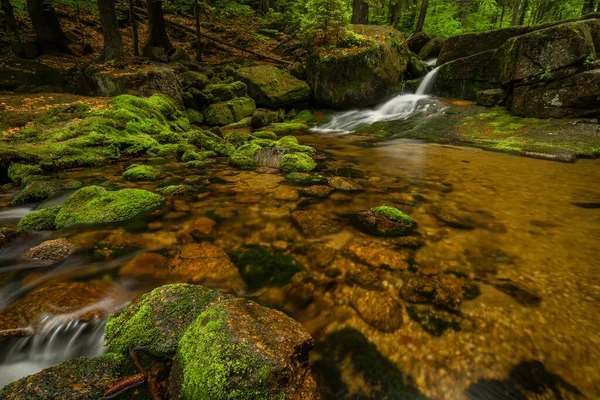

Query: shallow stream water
[1,133,599,398]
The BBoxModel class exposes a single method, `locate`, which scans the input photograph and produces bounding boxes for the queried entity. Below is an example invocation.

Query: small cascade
[0,316,106,388]
[311,67,440,134]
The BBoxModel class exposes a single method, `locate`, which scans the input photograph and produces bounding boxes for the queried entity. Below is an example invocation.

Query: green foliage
[300,0,350,46]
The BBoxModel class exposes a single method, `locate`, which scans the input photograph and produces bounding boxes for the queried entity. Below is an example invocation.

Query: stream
[1,76,599,397]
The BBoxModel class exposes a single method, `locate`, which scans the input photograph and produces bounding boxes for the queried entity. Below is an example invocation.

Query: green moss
[279,153,316,173]
[249,138,276,148]
[175,303,280,400]
[201,81,247,103]
[225,116,252,129]
[224,131,251,148]
[185,160,206,168]
[373,206,416,225]
[17,206,61,232]
[186,109,204,125]
[12,180,83,205]
[205,102,235,126]
[55,186,164,229]
[104,284,229,356]
[268,122,308,134]
[284,172,327,186]
[8,163,44,184]
[122,164,160,181]
[202,137,236,156]
[228,245,304,291]
[252,131,277,140]
[274,137,316,156]
[291,109,314,124]
[228,143,262,170]
[275,136,299,146]
[156,185,199,196]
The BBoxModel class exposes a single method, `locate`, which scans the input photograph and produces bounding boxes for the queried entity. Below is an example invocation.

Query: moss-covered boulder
[17,206,61,232]
[280,153,317,173]
[186,108,204,125]
[7,163,43,184]
[228,142,262,170]
[352,206,417,236]
[407,32,434,54]
[269,122,308,134]
[156,185,201,196]
[307,27,408,109]
[104,283,230,356]
[122,164,160,181]
[251,108,285,129]
[0,353,134,400]
[476,88,507,107]
[417,36,445,60]
[55,186,165,229]
[234,65,311,108]
[170,297,318,400]
[12,180,83,205]
[200,81,247,103]
[204,97,256,126]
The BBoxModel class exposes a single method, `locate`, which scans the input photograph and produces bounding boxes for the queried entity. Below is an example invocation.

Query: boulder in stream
[352,206,417,237]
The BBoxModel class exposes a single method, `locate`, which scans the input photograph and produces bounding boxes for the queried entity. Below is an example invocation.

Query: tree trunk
[26,0,71,54]
[194,0,201,61]
[129,0,139,55]
[581,0,595,15]
[499,5,505,28]
[597,1,600,13]
[460,0,470,25]
[518,0,528,25]
[389,0,402,30]
[97,0,124,60]
[511,0,521,26]
[260,0,268,14]
[351,0,369,24]
[415,0,428,33]
[144,0,172,53]
[1,0,20,42]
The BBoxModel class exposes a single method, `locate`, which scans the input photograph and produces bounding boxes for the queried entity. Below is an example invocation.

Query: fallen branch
[134,6,292,65]
[271,33,297,52]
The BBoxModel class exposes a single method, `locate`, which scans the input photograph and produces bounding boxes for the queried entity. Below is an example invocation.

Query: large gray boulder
[234,65,311,108]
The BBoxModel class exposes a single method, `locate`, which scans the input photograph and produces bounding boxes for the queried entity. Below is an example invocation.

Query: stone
[328,176,364,191]
[417,37,445,60]
[292,211,342,237]
[169,243,244,289]
[350,288,404,332]
[122,164,160,181]
[170,297,318,400]
[251,108,285,129]
[352,206,417,237]
[187,217,217,239]
[273,186,299,201]
[299,185,334,198]
[119,252,169,278]
[407,32,434,54]
[11,180,84,205]
[511,70,600,118]
[186,108,204,125]
[347,240,407,270]
[407,55,431,79]
[55,186,165,230]
[307,26,408,109]
[201,81,247,103]
[476,88,507,107]
[204,97,256,126]
[170,48,191,63]
[143,45,169,63]
[17,206,61,232]
[23,238,77,261]
[180,70,209,89]
[234,65,311,108]
[399,275,462,312]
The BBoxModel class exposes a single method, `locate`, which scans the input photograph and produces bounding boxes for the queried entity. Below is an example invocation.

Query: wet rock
[228,245,304,291]
[204,97,256,126]
[350,288,404,332]
[22,238,77,261]
[119,252,170,278]
[434,49,499,100]
[407,32,434,54]
[418,37,445,60]
[399,275,462,312]
[17,206,61,232]
[105,284,231,356]
[345,261,386,290]
[234,65,311,108]
[186,217,217,239]
[11,180,84,205]
[170,297,318,399]
[0,353,134,400]
[299,185,334,198]
[55,186,165,230]
[328,176,364,192]
[251,108,285,129]
[352,206,417,237]
[407,55,431,79]
[169,243,244,289]
[347,240,408,270]
[477,88,507,106]
[406,305,461,337]
[273,186,299,201]
[200,81,247,103]
[292,211,342,237]
[285,172,328,186]
[280,153,317,173]
[0,228,18,249]
[492,280,542,306]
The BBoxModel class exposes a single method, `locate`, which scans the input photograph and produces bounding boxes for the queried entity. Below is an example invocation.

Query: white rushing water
[311,67,440,134]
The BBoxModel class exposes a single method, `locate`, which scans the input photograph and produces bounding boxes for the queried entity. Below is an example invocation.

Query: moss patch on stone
[122,164,160,181]
[17,206,61,232]
[228,143,261,170]
[280,153,317,173]
[12,180,83,205]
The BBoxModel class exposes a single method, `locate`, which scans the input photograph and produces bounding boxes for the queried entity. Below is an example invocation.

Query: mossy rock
[228,143,262,170]
[122,164,160,182]
[55,186,165,229]
[104,283,230,357]
[268,122,308,134]
[201,81,247,103]
[204,97,256,126]
[228,245,304,291]
[17,206,61,232]
[225,116,252,129]
[250,109,285,129]
[7,163,43,184]
[185,160,206,168]
[291,109,315,124]
[202,137,236,156]
[181,70,210,89]
[252,131,278,140]
[352,206,417,237]
[0,353,135,400]
[275,136,316,156]
[224,131,251,148]
[170,297,317,400]
[12,180,84,205]
[234,65,311,108]
[280,153,317,173]
[284,172,327,186]
[186,108,204,125]
[156,185,200,196]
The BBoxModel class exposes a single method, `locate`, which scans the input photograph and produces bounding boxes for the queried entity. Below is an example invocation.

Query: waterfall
[0,317,106,388]
[311,67,440,134]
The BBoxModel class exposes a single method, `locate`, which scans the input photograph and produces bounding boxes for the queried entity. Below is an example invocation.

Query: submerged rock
[347,240,407,270]
[350,288,404,332]
[352,206,417,237]
[23,238,77,261]
[399,275,462,312]
[328,176,364,192]
[55,186,165,229]
[292,211,342,237]
[170,297,318,400]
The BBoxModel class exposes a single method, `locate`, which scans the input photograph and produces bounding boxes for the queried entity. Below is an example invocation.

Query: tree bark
[389,0,402,30]
[518,0,528,25]
[144,0,172,53]
[260,0,268,14]
[1,0,20,42]
[511,0,521,26]
[498,5,505,28]
[26,0,71,54]
[415,0,428,33]
[581,0,596,15]
[129,0,139,55]
[460,0,470,25]
[97,0,124,60]
[351,0,369,25]
[194,0,201,61]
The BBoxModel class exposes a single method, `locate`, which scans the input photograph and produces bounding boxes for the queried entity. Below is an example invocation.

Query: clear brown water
[1,134,599,398]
